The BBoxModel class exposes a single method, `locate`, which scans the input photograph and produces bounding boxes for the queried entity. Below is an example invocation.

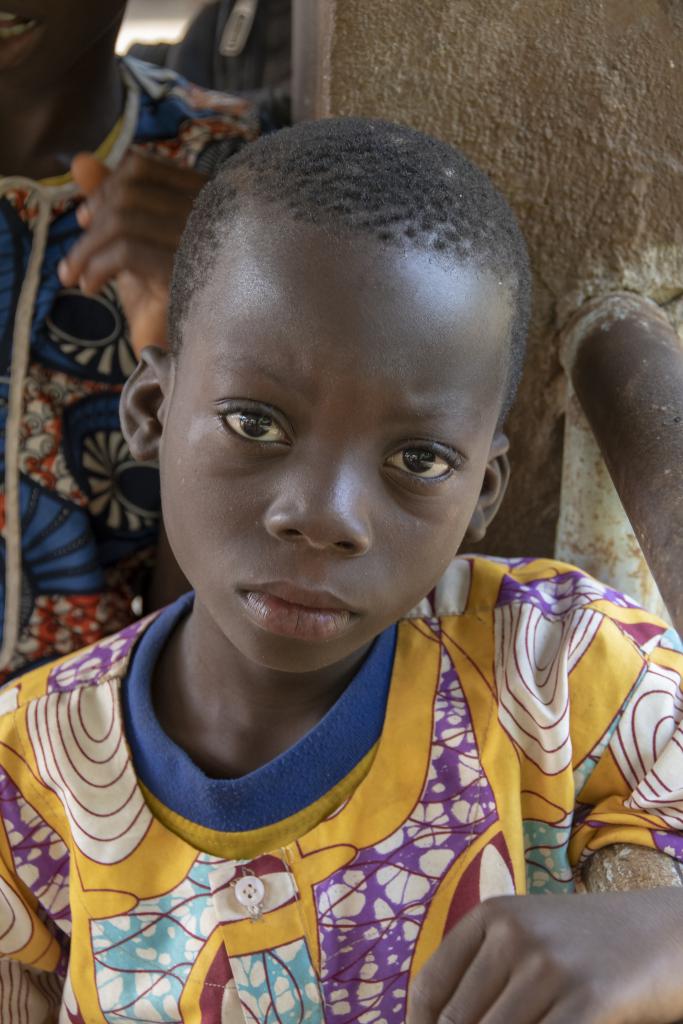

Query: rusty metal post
[558,293,683,634]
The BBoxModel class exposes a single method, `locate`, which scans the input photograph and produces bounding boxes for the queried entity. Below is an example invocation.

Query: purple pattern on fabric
[0,765,71,933]
[653,830,683,862]
[315,635,498,1023]
[497,570,639,619]
[46,616,152,694]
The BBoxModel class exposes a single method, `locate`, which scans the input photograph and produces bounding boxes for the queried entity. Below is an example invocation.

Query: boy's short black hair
[170,117,531,420]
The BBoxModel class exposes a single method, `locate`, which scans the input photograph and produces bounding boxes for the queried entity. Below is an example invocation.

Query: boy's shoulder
[0,614,155,719]
[405,554,678,655]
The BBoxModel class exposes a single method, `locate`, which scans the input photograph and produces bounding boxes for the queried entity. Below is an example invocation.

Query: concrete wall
[296,0,683,557]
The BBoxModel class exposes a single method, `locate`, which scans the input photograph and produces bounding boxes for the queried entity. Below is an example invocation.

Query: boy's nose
[263,466,372,556]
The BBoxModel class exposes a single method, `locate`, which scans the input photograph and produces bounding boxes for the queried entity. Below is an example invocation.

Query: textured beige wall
[308,0,683,556]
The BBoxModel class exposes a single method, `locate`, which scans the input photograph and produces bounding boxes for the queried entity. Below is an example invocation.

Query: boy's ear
[464,432,510,543]
[119,346,174,463]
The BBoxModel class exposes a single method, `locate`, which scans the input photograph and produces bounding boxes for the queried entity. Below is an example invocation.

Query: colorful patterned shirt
[0,555,681,1023]
[0,58,257,682]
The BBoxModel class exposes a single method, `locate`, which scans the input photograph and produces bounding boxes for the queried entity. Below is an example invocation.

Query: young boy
[0,118,682,1024]
[0,1,256,682]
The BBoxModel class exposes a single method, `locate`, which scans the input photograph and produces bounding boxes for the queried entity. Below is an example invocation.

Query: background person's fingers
[74,238,173,295]
[72,156,117,227]
[59,209,182,289]
[57,153,111,286]
[71,151,110,196]
[83,180,198,222]
[75,203,92,229]
[61,152,202,291]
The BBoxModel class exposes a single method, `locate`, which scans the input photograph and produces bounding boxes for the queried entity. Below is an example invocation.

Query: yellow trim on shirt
[140,742,379,860]
[38,116,124,188]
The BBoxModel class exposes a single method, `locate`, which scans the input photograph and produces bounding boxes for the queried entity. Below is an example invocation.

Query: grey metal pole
[561,293,683,634]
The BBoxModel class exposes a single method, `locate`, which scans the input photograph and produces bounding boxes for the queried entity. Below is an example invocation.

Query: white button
[234,875,265,911]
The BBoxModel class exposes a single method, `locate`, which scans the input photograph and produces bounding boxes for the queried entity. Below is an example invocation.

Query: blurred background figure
[0,1,258,681]
[124,0,291,128]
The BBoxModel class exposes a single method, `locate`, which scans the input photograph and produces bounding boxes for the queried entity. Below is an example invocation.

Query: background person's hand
[407,889,683,1024]
[58,149,206,355]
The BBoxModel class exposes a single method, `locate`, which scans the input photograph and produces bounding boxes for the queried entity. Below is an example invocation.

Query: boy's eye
[224,412,288,443]
[386,447,453,479]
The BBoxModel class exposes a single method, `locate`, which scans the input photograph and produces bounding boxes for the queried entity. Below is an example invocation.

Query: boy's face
[124,204,514,674]
[0,1,125,81]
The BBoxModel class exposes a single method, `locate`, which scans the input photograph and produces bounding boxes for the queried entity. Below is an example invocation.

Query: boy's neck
[1,26,124,181]
[152,601,373,780]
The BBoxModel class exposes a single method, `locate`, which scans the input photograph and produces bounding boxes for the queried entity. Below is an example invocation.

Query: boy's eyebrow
[214,359,313,400]
[216,361,479,421]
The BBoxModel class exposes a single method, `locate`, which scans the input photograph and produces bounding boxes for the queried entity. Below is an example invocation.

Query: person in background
[128,0,291,130]
[0,1,258,683]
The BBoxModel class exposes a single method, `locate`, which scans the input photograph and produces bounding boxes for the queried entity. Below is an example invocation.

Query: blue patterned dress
[0,58,257,681]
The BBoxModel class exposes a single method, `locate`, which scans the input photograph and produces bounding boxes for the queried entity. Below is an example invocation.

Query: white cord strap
[0,64,140,671]
[0,187,51,668]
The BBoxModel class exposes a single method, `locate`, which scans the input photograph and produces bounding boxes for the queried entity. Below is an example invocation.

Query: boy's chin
[234,620,376,676]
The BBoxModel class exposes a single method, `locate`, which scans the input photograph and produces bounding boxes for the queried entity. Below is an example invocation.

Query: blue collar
[122,593,397,832]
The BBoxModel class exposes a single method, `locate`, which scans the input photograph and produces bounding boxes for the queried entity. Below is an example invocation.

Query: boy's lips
[238,582,358,642]
[0,10,43,68]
